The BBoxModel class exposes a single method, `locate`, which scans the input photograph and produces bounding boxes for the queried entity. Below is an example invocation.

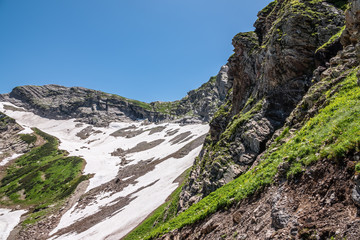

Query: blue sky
[0,0,272,102]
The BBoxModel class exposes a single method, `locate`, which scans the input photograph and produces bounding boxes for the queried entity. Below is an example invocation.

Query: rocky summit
[1,0,360,240]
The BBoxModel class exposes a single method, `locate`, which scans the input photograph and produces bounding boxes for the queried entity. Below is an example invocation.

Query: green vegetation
[3,104,25,112]
[258,0,345,49]
[108,94,153,111]
[0,128,87,208]
[125,68,360,239]
[211,99,232,121]
[316,25,346,53]
[258,1,277,15]
[233,31,258,45]
[127,99,153,111]
[283,68,360,177]
[220,99,263,141]
[0,112,15,127]
[195,76,217,92]
[20,134,37,145]
[151,101,180,115]
[355,162,360,174]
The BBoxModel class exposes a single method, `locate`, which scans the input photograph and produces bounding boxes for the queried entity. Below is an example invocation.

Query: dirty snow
[0,102,209,239]
[0,153,23,166]
[0,208,26,240]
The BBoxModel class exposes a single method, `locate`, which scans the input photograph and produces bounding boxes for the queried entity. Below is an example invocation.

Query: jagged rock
[216,65,231,100]
[0,113,31,162]
[177,0,346,213]
[342,0,360,46]
[201,219,219,234]
[1,85,163,126]
[232,210,244,224]
[169,65,231,122]
[271,189,292,230]
[352,175,360,207]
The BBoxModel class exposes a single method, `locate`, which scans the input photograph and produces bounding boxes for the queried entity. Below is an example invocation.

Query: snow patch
[0,208,27,240]
[0,153,22,166]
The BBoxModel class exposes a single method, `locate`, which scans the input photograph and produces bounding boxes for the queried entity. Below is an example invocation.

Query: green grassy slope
[0,128,88,225]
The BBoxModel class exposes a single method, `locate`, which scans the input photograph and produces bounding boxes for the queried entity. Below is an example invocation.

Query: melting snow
[0,153,22,166]
[0,208,26,240]
[0,102,209,239]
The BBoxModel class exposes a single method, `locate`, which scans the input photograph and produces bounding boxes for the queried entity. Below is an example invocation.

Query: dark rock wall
[178,0,346,212]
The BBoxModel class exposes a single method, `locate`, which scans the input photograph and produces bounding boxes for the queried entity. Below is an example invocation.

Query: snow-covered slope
[0,102,209,239]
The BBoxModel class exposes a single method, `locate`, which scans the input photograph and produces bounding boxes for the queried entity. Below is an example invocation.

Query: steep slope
[179,0,346,210]
[124,0,360,239]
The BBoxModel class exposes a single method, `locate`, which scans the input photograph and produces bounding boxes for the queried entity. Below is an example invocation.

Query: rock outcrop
[0,113,31,164]
[165,65,231,122]
[178,0,346,211]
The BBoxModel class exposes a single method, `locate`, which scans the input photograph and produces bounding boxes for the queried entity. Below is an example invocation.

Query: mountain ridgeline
[0,65,230,126]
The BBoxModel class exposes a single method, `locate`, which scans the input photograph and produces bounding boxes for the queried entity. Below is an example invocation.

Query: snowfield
[0,102,209,239]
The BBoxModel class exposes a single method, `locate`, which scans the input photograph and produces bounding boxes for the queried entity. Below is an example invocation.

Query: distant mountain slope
[0,65,230,126]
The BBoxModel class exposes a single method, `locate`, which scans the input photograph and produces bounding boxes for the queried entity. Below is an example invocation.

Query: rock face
[166,65,231,122]
[149,0,360,239]
[0,113,31,164]
[0,66,230,126]
[1,85,169,127]
[178,0,346,211]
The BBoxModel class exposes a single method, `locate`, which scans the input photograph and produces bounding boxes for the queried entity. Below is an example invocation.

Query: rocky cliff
[124,0,360,239]
[0,112,32,164]
[179,0,346,210]
[0,66,230,126]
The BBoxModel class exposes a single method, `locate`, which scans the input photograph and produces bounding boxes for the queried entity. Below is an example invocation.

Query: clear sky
[0,0,272,102]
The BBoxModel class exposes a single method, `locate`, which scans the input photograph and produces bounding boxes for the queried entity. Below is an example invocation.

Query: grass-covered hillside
[0,128,88,225]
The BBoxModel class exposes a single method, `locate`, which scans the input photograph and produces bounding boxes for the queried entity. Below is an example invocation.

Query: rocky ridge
[178,0,347,210]
[0,66,230,126]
